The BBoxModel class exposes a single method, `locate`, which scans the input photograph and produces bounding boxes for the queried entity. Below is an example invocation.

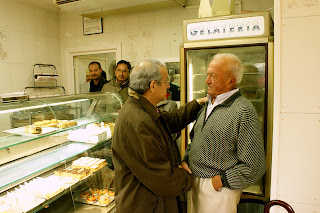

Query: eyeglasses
[115,69,129,74]
[156,77,170,85]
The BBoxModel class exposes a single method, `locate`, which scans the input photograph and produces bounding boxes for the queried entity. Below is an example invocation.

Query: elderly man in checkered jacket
[181,53,266,213]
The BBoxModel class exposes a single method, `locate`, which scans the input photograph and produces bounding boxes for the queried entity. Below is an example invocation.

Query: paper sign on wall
[83,17,103,35]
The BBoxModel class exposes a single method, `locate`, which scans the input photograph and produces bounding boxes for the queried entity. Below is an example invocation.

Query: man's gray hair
[130,59,166,94]
[213,53,243,85]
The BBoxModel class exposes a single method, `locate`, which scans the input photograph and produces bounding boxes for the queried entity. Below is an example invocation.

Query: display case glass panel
[0,92,120,213]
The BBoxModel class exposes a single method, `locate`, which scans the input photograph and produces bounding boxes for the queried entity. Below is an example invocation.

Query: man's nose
[205,76,210,84]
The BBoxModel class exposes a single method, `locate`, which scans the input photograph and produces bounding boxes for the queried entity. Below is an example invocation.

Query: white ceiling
[17,0,274,19]
[17,0,185,16]
[18,0,60,12]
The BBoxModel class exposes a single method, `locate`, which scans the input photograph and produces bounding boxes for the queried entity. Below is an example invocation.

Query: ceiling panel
[18,0,184,16]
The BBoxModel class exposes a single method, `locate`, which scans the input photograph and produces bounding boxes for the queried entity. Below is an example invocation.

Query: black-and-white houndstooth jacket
[183,91,266,190]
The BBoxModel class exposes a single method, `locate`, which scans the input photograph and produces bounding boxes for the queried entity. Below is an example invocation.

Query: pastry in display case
[0,92,122,213]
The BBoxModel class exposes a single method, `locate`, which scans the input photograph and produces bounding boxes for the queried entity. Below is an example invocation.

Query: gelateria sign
[187,16,265,41]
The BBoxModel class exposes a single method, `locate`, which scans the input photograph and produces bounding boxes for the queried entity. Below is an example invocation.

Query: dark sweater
[89,76,108,92]
[184,91,266,190]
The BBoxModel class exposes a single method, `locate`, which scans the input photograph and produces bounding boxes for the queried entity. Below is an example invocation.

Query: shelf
[74,201,116,213]
[0,142,112,212]
[0,92,120,213]
[0,141,106,192]
[26,164,112,213]
[0,112,117,150]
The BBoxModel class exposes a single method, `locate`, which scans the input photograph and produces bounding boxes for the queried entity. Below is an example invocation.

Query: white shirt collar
[206,88,239,119]
[208,88,239,106]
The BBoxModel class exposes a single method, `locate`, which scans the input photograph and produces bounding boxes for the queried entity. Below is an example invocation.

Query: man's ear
[149,80,157,93]
[229,77,236,86]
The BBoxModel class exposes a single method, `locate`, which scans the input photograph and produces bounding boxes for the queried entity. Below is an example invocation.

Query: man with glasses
[112,59,207,213]
[101,60,131,102]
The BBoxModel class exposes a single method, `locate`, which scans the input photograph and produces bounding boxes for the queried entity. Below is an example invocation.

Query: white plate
[3,126,57,136]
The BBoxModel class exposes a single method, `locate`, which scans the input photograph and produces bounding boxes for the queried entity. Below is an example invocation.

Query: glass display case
[0,92,122,213]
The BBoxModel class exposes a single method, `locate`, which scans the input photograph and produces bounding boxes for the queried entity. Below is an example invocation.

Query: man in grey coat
[112,59,207,213]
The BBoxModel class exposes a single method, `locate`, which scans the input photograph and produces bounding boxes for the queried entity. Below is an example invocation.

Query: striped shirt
[183,91,266,190]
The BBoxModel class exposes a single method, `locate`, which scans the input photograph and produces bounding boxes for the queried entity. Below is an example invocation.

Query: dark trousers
[176,196,183,213]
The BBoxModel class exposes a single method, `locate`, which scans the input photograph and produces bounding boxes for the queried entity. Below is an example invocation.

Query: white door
[73,52,117,94]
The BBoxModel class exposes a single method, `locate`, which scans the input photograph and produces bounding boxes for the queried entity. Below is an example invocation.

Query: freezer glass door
[186,44,268,196]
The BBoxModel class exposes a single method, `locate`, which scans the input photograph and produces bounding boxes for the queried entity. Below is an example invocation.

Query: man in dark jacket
[89,61,108,92]
[112,59,207,213]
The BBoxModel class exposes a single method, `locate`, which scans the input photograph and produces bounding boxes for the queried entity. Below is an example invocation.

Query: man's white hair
[212,53,243,85]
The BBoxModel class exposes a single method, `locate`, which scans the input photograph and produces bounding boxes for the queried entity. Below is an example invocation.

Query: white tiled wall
[0,1,60,94]
[59,7,199,91]
[60,7,195,59]
[271,0,320,212]
[280,16,320,114]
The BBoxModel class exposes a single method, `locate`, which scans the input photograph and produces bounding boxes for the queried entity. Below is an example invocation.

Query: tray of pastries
[71,157,107,172]
[54,157,107,179]
[33,119,77,128]
[75,187,115,207]
[67,122,114,144]
[3,125,57,136]
[0,175,76,213]
[3,119,77,136]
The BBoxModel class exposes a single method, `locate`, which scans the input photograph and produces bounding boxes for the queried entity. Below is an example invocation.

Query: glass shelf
[0,141,103,191]
[0,112,118,150]
[0,99,47,115]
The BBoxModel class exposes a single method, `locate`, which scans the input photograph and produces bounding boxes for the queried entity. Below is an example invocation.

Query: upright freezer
[180,11,274,202]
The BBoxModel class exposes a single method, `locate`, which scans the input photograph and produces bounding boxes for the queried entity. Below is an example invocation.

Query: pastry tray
[74,190,114,207]
[0,196,45,213]
[3,126,57,136]
[0,163,107,212]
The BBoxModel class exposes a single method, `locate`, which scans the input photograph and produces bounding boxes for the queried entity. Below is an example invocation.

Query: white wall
[59,6,199,92]
[0,1,60,94]
[271,1,320,212]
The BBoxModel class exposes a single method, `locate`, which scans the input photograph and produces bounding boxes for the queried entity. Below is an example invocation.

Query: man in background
[89,61,108,92]
[101,60,131,102]
[167,68,180,101]
[112,59,207,213]
[181,53,266,213]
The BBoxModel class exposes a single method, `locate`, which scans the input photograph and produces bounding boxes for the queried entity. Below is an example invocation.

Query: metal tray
[74,190,114,207]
